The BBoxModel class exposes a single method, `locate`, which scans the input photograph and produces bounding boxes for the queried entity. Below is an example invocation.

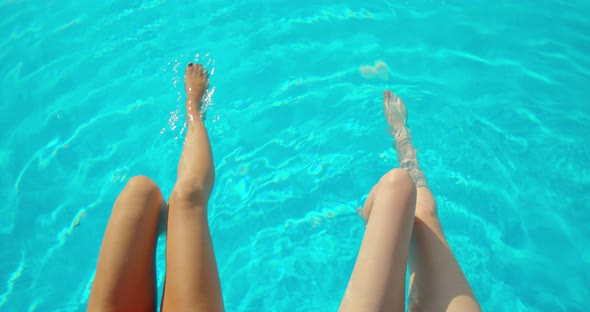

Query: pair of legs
[340,91,482,311]
[87,63,480,311]
[88,64,223,311]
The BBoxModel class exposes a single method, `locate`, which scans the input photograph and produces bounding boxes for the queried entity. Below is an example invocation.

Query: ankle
[186,90,205,104]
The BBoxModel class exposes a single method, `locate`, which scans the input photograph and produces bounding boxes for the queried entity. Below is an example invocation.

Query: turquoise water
[1,0,589,311]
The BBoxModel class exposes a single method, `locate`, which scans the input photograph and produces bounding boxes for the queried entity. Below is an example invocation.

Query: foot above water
[184,62,209,108]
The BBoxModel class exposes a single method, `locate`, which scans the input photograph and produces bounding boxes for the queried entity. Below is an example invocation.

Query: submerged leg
[161,63,223,311]
[383,90,481,311]
[88,175,166,312]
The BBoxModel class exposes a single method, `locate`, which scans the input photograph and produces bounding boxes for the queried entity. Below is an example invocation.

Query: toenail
[188,63,193,67]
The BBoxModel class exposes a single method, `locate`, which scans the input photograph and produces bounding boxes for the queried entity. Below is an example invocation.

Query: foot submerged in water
[383,90,407,130]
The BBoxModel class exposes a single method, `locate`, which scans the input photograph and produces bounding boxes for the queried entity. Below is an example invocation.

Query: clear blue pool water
[1,1,589,311]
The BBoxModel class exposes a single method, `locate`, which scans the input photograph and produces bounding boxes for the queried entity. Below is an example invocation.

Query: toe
[383,93,392,111]
[186,63,194,75]
[384,90,392,100]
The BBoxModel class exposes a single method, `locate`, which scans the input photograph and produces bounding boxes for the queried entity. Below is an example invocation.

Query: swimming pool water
[1,1,589,311]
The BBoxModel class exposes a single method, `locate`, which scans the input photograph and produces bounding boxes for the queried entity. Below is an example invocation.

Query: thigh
[408,188,481,312]
[88,176,165,312]
[161,183,223,311]
[340,169,417,312]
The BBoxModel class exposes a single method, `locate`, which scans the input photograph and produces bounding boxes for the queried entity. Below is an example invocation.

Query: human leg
[161,63,223,311]
[408,189,481,312]
[383,90,481,311]
[340,168,417,312]
[88,175,166,312]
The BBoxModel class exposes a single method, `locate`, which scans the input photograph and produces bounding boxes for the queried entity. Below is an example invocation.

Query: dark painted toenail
[188,63,193,67]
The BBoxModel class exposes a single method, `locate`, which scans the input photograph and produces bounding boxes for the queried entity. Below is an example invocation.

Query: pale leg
[383,90,481,311]
[340,168,417,312]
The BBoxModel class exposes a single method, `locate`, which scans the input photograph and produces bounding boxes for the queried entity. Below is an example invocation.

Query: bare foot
[184,62,209,117]
[383,90,407,131]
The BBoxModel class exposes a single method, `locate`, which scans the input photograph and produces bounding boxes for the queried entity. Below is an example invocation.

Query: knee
[368,169,416,217]
[112,175,162,221]
[415,193,439,222]
[379,168,416,194]
[122,175,160,198]
[170,180,210,207]
[381,169,417,209]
